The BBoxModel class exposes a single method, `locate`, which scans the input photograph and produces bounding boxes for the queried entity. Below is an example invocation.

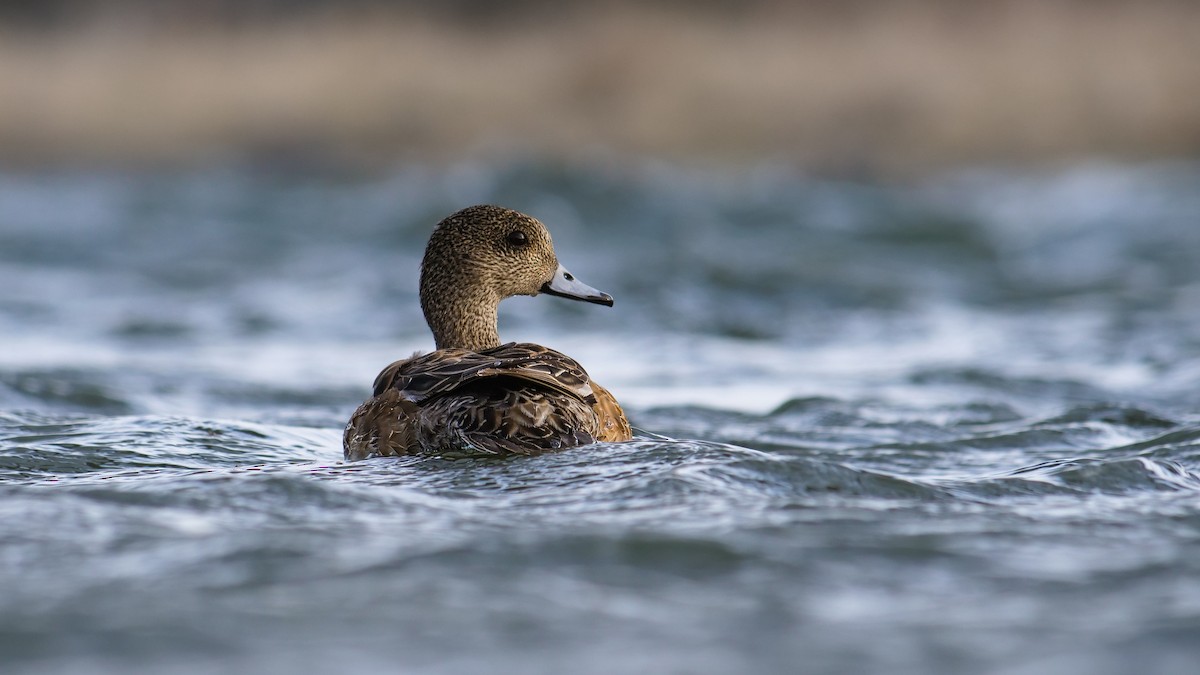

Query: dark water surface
[2,161,1200,674]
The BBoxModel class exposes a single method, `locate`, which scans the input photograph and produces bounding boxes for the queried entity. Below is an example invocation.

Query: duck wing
[372,342,596,405]
[346,343,603,458]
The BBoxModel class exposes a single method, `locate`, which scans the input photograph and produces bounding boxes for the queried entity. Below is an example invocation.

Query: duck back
[344,343,629,459]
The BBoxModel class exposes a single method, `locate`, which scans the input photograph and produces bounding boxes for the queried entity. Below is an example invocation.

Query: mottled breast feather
[344,342,629,460]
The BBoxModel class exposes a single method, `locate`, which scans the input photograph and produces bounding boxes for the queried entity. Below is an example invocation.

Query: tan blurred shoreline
[1,1,1198,174]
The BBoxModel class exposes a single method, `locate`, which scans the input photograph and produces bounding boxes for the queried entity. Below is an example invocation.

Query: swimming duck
[343,205,632,460]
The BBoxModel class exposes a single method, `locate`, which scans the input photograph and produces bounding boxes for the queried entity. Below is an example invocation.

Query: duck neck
[420,283,503,352]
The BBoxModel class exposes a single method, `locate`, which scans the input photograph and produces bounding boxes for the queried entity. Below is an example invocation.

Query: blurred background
[2,0,1198,174]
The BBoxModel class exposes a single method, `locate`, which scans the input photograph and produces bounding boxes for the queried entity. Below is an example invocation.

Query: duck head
[419,205,613,351]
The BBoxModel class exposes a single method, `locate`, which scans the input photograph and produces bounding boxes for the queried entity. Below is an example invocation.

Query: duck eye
[506,230,528,247]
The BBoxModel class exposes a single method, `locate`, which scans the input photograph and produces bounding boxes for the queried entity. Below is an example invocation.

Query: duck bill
[540,264,614,306]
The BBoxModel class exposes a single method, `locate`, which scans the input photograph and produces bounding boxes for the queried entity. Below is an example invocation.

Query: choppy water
[2,161,1200,674]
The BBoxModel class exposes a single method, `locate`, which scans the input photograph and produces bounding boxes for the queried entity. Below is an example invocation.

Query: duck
[343,204,632,460]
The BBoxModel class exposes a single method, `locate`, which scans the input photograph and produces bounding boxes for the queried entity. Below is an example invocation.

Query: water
[2,160,1200,674]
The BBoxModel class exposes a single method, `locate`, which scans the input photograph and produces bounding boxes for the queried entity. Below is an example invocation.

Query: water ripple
[4,163,1200,674]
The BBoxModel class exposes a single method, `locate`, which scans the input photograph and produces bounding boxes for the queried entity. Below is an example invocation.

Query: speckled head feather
[419,205,610,351]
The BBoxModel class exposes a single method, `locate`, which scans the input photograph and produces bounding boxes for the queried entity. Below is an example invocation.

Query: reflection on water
[2,161,1200,674]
